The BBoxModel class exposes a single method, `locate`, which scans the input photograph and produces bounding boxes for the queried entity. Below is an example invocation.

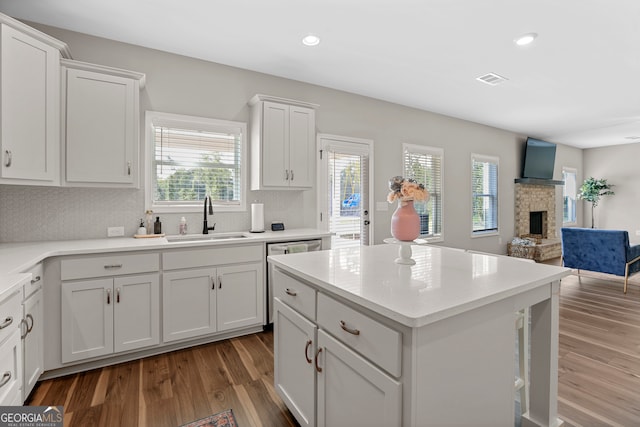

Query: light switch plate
[107,226,125,237]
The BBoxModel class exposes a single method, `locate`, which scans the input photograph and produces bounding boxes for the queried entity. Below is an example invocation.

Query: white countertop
[0,228,330,275]
[268,243,571,328]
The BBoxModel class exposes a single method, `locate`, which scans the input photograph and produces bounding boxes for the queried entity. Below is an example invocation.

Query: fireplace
[529,211,547,238]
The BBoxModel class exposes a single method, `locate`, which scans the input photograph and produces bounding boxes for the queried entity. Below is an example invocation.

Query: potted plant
[577,177,614,228]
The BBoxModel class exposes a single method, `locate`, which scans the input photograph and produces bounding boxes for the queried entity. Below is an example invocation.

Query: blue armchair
[561,227,640,293]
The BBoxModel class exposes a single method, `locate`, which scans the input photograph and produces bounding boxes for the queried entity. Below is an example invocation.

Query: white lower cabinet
[273,272,402,427]
[21,287,43,401]
[61,274,160,363]
[163,262,263,343]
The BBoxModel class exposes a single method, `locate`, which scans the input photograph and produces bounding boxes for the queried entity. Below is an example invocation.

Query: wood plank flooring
[27,268,640,427]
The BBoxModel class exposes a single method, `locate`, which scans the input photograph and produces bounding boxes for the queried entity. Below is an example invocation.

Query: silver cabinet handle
[211,276,215,290]
[26,314,34,333]
[104,264,123,269]
[31,275,41,284]
[218,276,222,289]
[285,169,289,181]
[290,170,294,181]
[127,161,131,176]
[305,339,313,364]
[106,288,111,305]
[4,150,11,167]
[0,316,13,330]
[315,348,323,373]
[339,320,360,336]
[116,288,120,303]
[0,372,11,388]
[285,288,297,296]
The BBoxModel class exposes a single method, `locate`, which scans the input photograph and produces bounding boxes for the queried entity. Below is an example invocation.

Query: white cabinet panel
[317,330,401,427]
[0,331,22,406]
[0,24,60,185]
[163,268,217,343]
[22,288,43,401]
[217,263,264,332]
[61,278,114,363]
[274,299,317,427]
[288,106,315,188]
[113,274,160,353]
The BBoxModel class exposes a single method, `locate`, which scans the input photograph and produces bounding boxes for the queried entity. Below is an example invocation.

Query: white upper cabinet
[250,94,317,190]
[62,60,145,187]
[0,22,63,185]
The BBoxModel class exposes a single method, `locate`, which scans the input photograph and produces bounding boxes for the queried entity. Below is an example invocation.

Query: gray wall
[0,22,584,252]
[583,143,640,243]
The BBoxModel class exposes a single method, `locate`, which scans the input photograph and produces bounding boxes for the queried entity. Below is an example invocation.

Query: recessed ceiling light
[302,34,320,46]
[514,32,538,46]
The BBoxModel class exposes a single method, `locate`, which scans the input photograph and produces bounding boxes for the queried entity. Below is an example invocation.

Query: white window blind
[563,167,577,224]
[403,144,443,240]
[472,154,499,233]
[146,112,246,212]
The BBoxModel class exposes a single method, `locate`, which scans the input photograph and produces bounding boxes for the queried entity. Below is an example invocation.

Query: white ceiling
[1,0,638,149]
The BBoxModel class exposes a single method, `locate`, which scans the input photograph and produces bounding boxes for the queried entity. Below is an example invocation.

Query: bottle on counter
[154,217,162,234]
[137,219,147,236]
[145,210,154,235]
[179,217,187,235]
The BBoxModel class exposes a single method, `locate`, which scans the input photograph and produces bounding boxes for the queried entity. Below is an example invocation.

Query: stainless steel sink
[166,233,249,242]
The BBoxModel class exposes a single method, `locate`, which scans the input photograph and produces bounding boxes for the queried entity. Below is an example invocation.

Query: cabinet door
[22,288,43,401]
[262,101,289,187]
[274,299,317,427]
[61,279,114,363]
[316,330,401,427]
[113,274,159,353]
[288,106,315,188]
[65,68,136,186]
[217,263,264,332]
[163,268,217,342]
[0,330,22,406]
[0,24,59,184]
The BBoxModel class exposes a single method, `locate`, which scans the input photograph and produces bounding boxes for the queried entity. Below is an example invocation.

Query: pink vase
[391,199,421,241]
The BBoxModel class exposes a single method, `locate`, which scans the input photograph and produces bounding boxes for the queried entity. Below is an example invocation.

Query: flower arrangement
[387,176,429,204]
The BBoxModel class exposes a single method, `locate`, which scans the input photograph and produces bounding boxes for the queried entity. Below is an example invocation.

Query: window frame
[562,166,578,225]
[470,153,500,237]
[144,111,247,213]
[402,143,444,243]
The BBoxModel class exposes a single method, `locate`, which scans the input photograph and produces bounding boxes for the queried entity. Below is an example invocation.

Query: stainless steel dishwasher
[266,239,322,324]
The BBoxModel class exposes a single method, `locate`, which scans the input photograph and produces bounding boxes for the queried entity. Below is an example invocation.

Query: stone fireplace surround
[510,183,562,261]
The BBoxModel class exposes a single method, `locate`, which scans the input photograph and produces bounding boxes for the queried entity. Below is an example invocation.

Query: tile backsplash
[0,185,310,243]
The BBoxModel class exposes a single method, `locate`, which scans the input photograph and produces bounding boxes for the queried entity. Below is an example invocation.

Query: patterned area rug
[181,409,238,427]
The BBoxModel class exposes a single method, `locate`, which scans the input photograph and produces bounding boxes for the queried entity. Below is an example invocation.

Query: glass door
[318,135,372,248]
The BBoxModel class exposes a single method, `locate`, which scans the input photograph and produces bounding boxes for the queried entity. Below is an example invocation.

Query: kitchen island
[268,243,570,427]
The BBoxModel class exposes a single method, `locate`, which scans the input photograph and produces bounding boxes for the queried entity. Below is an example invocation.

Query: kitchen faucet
[203,196,216,234]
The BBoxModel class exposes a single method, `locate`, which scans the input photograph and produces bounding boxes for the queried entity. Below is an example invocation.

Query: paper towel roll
[251,203,264,232]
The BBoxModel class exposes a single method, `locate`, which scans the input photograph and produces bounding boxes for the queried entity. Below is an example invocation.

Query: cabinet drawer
[317,293,402,378]
[21,263,43,299]
[0,290,21,347]
[61,253,159,280]
[272,268,316,320]
[0,330,21,406]
[163,244,263,270]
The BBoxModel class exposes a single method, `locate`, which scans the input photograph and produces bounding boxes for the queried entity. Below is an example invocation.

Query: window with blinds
[471,154,499,234]
[145,111,246,212]
[562,167,577,224]
[403,144,443,240]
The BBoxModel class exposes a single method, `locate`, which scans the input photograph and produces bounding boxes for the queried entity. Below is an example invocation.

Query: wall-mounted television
[522,138,556,179]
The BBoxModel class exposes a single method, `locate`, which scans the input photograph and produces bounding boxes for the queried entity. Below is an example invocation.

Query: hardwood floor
[28,269,640,427]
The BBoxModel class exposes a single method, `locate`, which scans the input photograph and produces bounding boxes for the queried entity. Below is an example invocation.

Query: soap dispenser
[136,219,147,236]
[179,217,187,235]
[154,217,162,234]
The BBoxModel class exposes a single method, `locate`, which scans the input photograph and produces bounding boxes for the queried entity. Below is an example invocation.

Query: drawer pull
[4,150,12,167]
[20,319,29,339]
[339,320,360,336]
[304,339,313,364]
[0,316,13,330]
[315,348,323,373]
[26,314,34,333]
[31,275,41,284]
[104,264,123,269]
[0,372,11,388]
[285,288,297,296]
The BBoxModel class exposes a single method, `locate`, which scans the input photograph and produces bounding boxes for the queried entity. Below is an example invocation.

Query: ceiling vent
[476,72,508,86]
